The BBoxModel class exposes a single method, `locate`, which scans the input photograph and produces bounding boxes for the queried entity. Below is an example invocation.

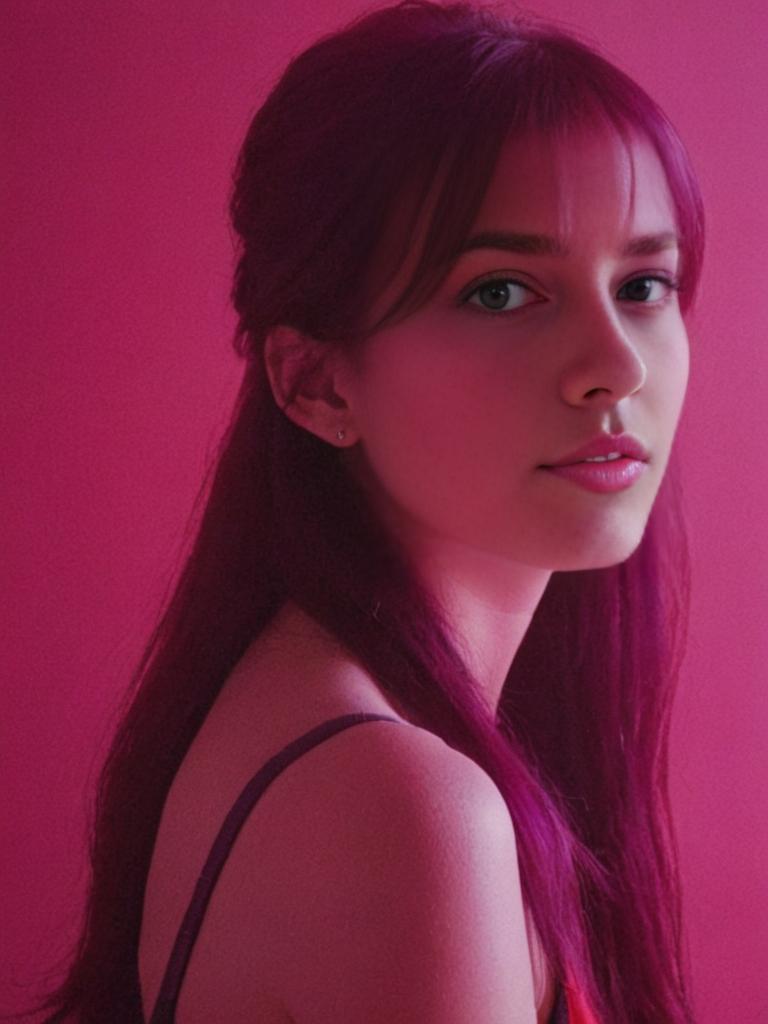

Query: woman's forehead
[473,127,669,243]
[408,125,668,257]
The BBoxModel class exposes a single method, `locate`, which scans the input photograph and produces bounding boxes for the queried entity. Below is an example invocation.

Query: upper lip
[541,433,650,467]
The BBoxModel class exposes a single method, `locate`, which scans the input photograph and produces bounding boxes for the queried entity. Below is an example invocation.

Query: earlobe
[263,324,355,446]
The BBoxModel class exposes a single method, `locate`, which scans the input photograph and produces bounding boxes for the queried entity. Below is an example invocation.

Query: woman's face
[343,127,689,573]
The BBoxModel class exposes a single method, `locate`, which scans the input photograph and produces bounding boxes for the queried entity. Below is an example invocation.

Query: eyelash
[459,273,681,317]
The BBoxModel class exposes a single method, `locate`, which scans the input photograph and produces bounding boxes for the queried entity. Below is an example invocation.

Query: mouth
[538,458,648,493]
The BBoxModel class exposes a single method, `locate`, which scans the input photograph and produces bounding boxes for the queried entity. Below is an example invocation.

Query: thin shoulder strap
[147,712,405,1023]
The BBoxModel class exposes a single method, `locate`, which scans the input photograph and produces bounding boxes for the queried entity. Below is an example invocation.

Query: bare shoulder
[265,719,537,1024]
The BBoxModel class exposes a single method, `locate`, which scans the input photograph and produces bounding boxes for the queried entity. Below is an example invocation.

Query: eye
[460,276,538,316]
[618,274,681,304]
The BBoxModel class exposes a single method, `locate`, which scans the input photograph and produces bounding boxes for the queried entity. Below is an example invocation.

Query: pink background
[3,2,766,1020]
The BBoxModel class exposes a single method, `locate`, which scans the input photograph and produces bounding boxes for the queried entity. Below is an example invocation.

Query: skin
[265,125,689,717]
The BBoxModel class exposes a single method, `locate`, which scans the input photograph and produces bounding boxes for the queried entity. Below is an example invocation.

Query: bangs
[359,83,646,338]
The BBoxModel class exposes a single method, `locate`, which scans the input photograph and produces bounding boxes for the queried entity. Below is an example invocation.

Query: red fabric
[563,964,601,1024]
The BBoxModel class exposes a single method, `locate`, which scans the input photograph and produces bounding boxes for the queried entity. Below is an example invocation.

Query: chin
[524,509,648,570]
[562,523,648,570]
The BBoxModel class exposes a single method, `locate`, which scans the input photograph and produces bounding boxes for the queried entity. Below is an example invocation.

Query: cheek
[353,332,536,530]
[360,343,479,477]
[631,327,689,487]
[653,328,690,426]
[359,324,526,459]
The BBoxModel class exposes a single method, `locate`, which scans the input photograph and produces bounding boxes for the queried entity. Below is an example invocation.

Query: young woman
[25,1,704,1021]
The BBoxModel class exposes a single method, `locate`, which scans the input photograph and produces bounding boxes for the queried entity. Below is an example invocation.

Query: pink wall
[3,2,766,1019]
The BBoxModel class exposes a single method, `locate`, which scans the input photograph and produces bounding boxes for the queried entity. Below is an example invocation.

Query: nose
[559,297,647,407]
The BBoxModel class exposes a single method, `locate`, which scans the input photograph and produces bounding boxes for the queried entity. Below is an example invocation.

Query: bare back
[138,602,556,1023]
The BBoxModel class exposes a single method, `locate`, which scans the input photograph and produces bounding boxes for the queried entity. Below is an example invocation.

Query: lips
[542,432,650,467]
[541,457,648,493]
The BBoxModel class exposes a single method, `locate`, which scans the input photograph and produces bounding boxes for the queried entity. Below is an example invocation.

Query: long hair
[16,2,704,1020]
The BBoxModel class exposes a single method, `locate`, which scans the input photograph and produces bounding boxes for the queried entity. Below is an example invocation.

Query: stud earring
[336,429,346,442]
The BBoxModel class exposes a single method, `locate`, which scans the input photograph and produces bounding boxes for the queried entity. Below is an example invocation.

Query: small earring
[336,429,346,442]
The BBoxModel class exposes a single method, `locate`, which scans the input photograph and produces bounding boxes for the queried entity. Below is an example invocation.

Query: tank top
[145,712,598,1023]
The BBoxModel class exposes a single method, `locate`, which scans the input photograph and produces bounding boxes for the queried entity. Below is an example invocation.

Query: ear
[263,325,356,446]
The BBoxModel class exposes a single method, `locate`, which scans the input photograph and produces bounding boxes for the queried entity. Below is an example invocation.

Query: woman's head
[275,127,689,588]
[232,0,702,593]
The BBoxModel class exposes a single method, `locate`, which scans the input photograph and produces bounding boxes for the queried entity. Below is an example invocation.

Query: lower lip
[539,458,648,492]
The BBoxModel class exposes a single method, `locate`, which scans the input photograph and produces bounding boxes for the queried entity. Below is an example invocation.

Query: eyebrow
[454,230,680,259]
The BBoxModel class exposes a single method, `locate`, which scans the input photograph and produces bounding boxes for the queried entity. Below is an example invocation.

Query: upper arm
[270,724,537,1024]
